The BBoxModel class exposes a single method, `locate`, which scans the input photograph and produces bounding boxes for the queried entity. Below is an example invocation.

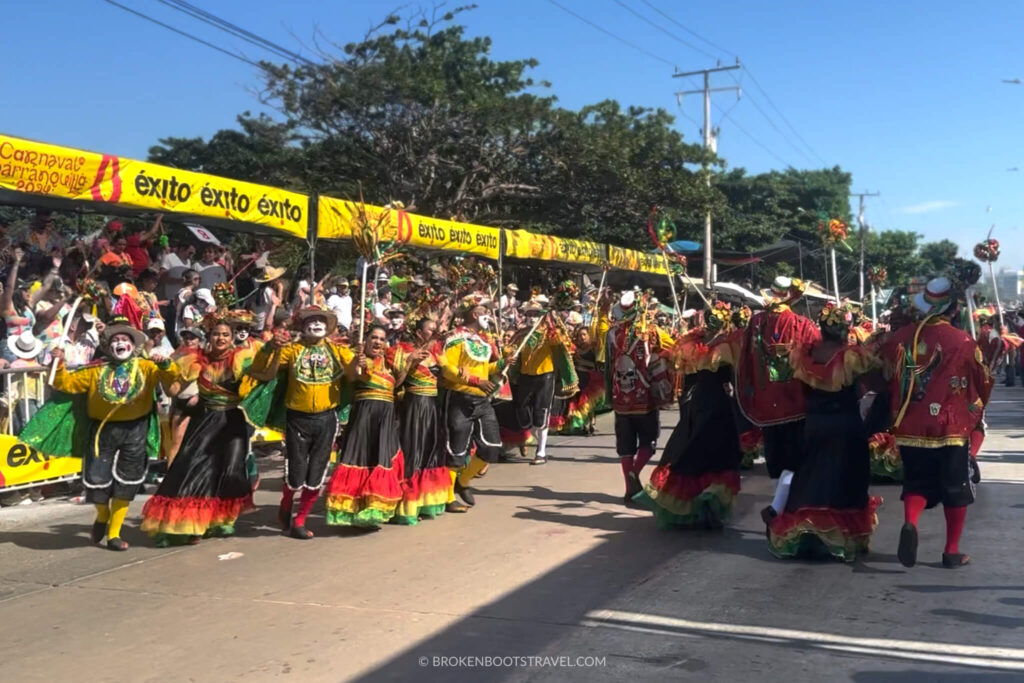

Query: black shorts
[285,409,338,490]
[445,391,502,467]
[83,416,150,504]
[514,372,555,429]
[901,444,975,509]
[615,411,660,456]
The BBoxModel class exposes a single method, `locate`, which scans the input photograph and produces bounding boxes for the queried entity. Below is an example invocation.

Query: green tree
[918,239,959,276]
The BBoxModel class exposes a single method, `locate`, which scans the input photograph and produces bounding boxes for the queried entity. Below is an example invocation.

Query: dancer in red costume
[734,277,821,530]
[606,291,674,504]
[880,277,992,568]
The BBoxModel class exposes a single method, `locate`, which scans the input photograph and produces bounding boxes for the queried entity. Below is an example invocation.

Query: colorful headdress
[731,305,752,329]
[768,276,806,305]
[213,282,237,309]
[818,300,853,333]
[816,216,851,251]
[913,277,956,318]
[705,300,733,333]
[200,309,231,332]
[554,280,580,311]
[226,309,256,327]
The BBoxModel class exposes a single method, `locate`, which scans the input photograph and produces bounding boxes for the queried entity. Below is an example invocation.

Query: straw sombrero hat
[101,316,147,348]
[253,266,286,283]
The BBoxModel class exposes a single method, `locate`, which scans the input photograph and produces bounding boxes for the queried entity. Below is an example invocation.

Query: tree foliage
[146,7,941,292]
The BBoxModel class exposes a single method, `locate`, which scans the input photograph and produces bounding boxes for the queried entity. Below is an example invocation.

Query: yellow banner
[504,229,605,267]
[0,134,308,238]
[608,246,668,275]
[0,434,80,490]
[317,197,500,260]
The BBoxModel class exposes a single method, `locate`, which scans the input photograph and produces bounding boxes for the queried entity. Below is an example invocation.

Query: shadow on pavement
[852,672,1021,682]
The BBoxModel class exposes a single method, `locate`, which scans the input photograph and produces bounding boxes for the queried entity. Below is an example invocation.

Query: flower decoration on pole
[816,213,849,303]
[867,266,887,288]
[973,238,1000,263]
[975,231,1004,327]
[647,206,683,320]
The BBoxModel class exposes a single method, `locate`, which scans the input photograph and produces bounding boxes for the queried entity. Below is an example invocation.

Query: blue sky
[6,0,1024,270]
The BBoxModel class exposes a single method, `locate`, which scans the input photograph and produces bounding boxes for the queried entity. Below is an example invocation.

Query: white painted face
[389,316,405,330]
[110,334,135,361]
[304,317,328,340]
[234,327,250,343]
[477,314,492,330]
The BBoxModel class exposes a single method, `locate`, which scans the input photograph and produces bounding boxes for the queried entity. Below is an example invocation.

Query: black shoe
[898,523,918,568]
[289,524,314,540]
[107,537,130,552]
[532,454,548,466]
[454,481,476,506]
[446,501,470,513]
[760,505,777,527]
[90,521,106,544]
[625,471,642,498]
[942,552,970,569]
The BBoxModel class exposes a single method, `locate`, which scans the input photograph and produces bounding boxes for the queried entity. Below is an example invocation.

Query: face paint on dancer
[365,327,387,357]
[210,324,233,354]
[233,326,250,343]
[110,334,135,361]
[304,317,328,341]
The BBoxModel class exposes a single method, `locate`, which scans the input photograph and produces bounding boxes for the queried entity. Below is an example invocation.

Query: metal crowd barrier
[0,364,48,437]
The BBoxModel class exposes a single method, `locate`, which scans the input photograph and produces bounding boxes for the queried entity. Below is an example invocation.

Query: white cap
[147,318,165,331]
[195,288,215,307]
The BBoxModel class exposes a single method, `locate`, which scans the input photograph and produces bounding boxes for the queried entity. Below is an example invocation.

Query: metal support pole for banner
[496,230,505,338]
[871,287,878,324]
[830,247,841,304]
[307,194,319,284]
[989,261,1005,329]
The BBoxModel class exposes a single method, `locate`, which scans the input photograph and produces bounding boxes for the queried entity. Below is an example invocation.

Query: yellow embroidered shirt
[250,340,353,413]
[440,328,502,397]
[53,358,180,421]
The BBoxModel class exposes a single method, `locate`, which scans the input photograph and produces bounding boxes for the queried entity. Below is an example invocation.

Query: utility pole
[675,62,741,289]
[851,190,880,301]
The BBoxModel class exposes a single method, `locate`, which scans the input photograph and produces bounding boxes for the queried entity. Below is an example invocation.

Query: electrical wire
[612,0,717,60]
[102,0,264,69]
[547,0,676,68]
[156,0,315,66]
[739,67,827,166]
[637,0,738,59]
[633,0,828,166]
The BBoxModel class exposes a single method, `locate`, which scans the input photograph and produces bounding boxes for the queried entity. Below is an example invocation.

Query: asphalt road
[2,388,1024,682]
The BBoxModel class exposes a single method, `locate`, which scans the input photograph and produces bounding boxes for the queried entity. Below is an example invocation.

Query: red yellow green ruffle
[392,466,450,525]
[325,451,405,528]
[140,494,254,538]
[869,432,902,481]
[636,468,741,529]
[768,496,882,562]
[500,426,534,450]
[788,343,881,392]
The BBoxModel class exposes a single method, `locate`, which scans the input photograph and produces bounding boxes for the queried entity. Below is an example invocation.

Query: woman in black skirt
[766,302,881,561]
[325,324,405,528]
[141,320,255,546]
[635,302,742,529]
[389,317,450,524]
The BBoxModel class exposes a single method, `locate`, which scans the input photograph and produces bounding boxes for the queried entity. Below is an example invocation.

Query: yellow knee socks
[94,503,111,524]
[447,469,458,503]
[107,498,130,540]
[457,457,487,488]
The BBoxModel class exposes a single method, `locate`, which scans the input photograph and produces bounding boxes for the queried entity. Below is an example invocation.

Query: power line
[711,104,794,167]
[740,66,828,166]
[637,0,737,59]
[102,0,264,69]
[157,0,315,66]
[634,1,828,166]
[546,0,675,68]
[725,75,814,164]
[612,0,717,60]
